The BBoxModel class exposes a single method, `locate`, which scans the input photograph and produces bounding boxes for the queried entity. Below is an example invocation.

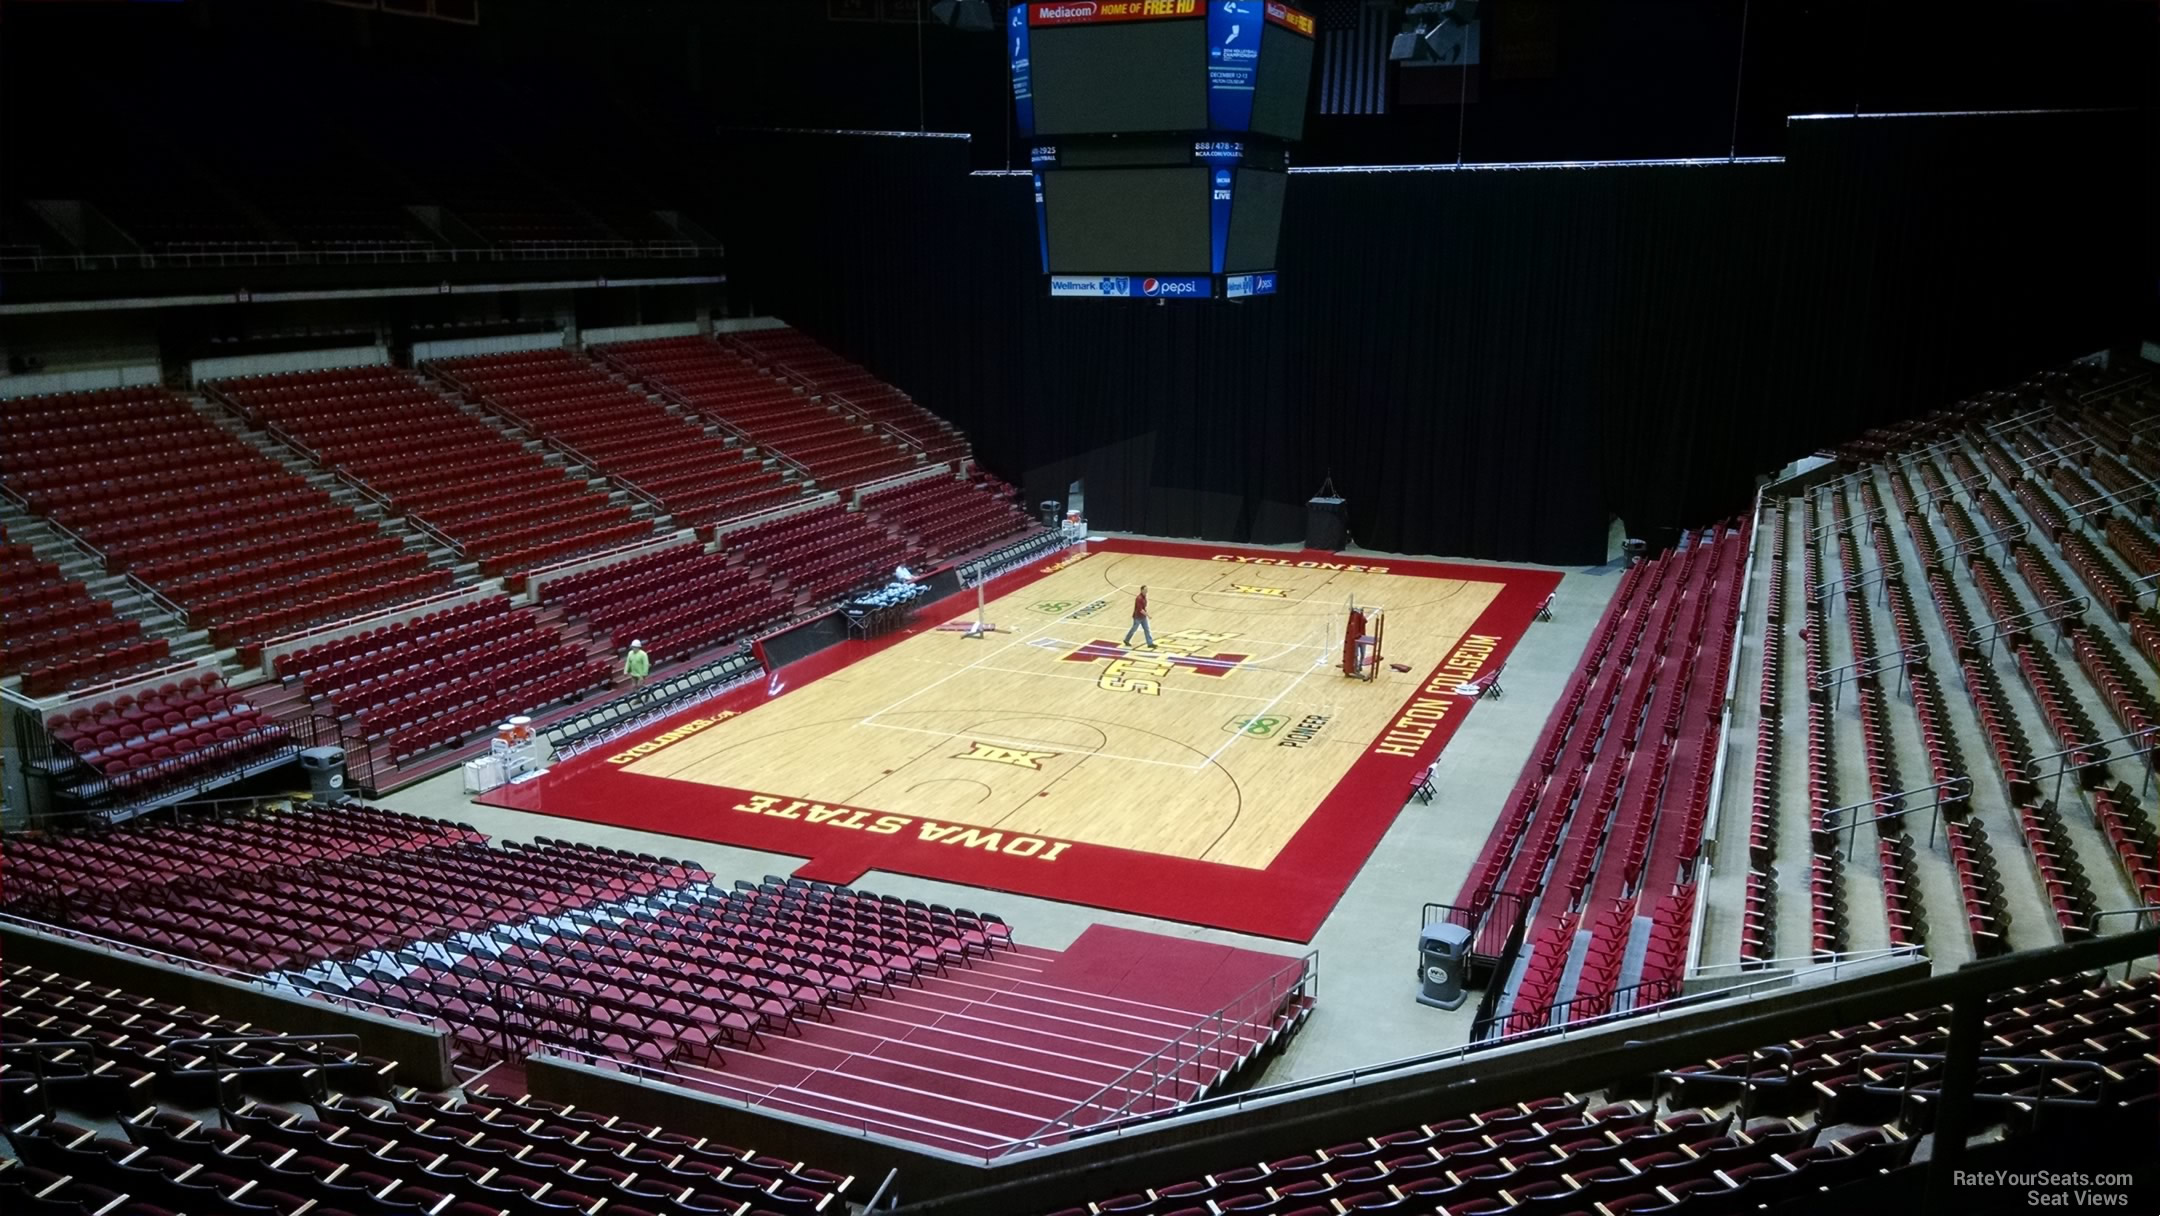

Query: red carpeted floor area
[481,538,1561,941]
[654,925,1310,1156]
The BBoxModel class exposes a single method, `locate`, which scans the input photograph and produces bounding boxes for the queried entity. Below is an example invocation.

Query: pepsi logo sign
[1141,277,1206,297]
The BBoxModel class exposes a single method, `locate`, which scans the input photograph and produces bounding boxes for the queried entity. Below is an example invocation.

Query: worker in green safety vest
[624,639,651,698]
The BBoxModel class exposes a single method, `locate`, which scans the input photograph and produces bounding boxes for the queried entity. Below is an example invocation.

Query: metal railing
[1809,639,1929,701]
[1808,556,1902,605]
[1819,776,1974,851]
[253,583,502,675]
[19,717,318,824]
[2027,724,2159,804]
[1687,943,1926,975]
[1474,972,1688,1042]
[1970,592,2090,659]
[519,527,698,601]
[1010,951,1319,1150]
[1423,887,1530,968]
[545,652,762,761]
[957,529,1076,590]
[0,243,723,274]
[1946,516,2028,559]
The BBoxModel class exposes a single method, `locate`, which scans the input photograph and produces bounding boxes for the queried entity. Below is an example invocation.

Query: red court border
[479,539,1561,941]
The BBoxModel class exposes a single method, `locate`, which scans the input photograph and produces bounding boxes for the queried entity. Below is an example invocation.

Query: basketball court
[481,538,1560,940]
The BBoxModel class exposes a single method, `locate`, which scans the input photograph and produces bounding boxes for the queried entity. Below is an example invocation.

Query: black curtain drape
[726,110,2146,566]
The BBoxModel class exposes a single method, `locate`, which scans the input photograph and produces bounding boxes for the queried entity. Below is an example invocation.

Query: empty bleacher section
[730,327,972,464]
[0,805,683,975]
[273,596,611,764]
[597,336,929,488]
[294,900,1308,1157]
[432,348,806,532]
[38,672,294,807]
[0,386,454,659]
[1708,360,2160,978]
[1466,525,1747,1035]
[860,473,1037,564]
[0,523,165,696]
[207,366,655,576]
[0,964,862,1216]
[2,803,1315,1160]
[722,502,913,607]
[1,963,402,1114]
[537,541,793,666]
[1030,969,2155,1216]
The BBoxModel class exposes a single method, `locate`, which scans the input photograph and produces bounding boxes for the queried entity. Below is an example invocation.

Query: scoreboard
[1010,0,1312,298]
[1014,0,1315,140]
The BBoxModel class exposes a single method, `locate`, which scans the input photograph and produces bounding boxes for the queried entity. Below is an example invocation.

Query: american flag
[1319,0,1392,116]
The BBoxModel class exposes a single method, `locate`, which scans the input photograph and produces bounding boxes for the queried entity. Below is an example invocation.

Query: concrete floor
[371,528,1628,1086]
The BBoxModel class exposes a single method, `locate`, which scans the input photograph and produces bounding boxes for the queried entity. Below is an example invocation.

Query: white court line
[1107,580,1354,602]
[1198,647,1331,771]
[871,657,1345,703]
[860,591,1109,728]
[1031,632,1334,652]
[855,719,1214,771]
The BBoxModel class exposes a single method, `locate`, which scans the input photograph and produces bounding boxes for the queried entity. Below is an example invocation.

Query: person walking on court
[624,639,651,698]
[1124,585,1155,648]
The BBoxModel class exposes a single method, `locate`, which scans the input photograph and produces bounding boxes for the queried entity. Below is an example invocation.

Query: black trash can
[1417,923,1472,1010]
[299,746,347,801]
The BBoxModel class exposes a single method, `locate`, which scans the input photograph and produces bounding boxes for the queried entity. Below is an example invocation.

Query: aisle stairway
[1708,363,2158,975]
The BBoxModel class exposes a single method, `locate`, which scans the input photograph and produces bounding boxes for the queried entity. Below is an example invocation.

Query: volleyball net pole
[1342,594,1384,680]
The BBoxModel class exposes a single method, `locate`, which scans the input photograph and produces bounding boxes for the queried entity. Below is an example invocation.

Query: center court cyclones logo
[1063,628,1250,696]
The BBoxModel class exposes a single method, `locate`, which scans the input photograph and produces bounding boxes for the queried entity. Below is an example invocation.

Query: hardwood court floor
[626,547,1501,869]
[485,538,1560,939]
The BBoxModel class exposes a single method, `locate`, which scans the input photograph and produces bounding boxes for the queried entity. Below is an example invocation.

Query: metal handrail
[466,397,670,517]
[0,243,722,274]
[520,527,697,600]
[862,1168,902,1212]
[2028,724,2158,803]
[628,374,821,487]
[1855,1049,2107,1110]
[824,386,934,455]
[1810,502,1886,539]
[1980,404,2060,435]
[1809,557,1902,603]
[1689,943,1926,975]
[1946,516,2027,559]
[1014,951,1318,1148]
[1915,469,1992,511]
[1820,775,1973,850]
[1809,639,1929,693]
[1971,593,2089,655]
[2073,369,2154,403]
[958,530,1076,590]
[548,658,761,761]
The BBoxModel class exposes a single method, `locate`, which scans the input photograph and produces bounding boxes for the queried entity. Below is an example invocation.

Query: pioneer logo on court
[954,741,1059,769]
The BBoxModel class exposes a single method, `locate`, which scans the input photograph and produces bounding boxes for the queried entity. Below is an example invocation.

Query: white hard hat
[631,639,644,647]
